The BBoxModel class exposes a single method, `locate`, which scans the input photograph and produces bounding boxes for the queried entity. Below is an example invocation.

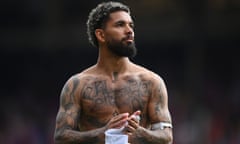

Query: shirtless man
[54,1,173,144]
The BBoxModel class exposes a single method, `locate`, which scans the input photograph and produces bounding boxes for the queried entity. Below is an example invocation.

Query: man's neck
[96,49,132,78]
[97,55,130,72]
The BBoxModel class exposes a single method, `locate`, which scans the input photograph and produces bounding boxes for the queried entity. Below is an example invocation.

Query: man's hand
[105,113,129,130]
[123,110,141,134]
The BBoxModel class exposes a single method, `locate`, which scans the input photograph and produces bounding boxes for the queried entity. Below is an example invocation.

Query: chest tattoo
[81,78,152,112]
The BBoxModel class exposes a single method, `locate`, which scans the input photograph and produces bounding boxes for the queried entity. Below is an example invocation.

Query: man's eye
[130,24,134,28]
[116,22,124,27]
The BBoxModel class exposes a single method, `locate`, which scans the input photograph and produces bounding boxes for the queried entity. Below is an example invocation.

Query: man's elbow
[54,130,65,144]
[159,129,173,144]
[165,131,173,144]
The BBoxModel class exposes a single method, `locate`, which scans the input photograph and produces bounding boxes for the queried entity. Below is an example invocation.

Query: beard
[106,37,137,58]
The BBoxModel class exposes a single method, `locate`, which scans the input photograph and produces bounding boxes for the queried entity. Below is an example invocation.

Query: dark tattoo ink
[56,78,81,135]
[70,78,80,100]
[82,80,115,106]
[112,72,118,82]
[154,85,163,116]
[81,77,152,115]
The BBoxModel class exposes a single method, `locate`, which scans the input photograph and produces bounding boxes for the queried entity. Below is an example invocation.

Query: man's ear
[95,29,105,43]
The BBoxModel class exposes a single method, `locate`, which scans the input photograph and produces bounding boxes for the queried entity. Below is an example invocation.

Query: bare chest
[80,78,152,116]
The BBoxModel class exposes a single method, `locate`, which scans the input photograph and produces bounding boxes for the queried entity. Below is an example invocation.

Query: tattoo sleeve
[54,77,105,144]
[131,77,173,144]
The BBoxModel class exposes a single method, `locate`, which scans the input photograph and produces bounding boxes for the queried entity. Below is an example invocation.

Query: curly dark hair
[86,1,130,47]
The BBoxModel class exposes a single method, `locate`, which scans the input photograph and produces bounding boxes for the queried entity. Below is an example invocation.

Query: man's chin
[107,41,137,58]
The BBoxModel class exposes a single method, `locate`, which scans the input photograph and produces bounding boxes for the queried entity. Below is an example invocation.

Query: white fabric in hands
[105,114,140,144]
[105,126,128,144]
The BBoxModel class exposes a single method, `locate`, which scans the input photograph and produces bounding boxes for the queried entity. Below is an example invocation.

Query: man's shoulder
[64,65,99,83]
[132,64,165,85]
[132,64,160,77]
[70,72,98,82]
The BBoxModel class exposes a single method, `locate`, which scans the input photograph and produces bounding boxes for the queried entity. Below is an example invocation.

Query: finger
[127,119,139,129]
[133,110,141,115]
[129,111,141,122]
[129,115,140,123]
[111,113,129,123]
[125,131,133,136]
[125,124,135,133]
[133,115,141,123]
[109,113,129,128]
[115,119,128,128]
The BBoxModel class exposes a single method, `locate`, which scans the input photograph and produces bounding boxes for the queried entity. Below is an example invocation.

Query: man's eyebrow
[114,20,134,24]
[115,20,126,23]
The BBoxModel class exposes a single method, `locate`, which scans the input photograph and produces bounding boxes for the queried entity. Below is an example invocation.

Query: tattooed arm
[54,76,130,144]
[131,76,173,144]
[54,77,105,144]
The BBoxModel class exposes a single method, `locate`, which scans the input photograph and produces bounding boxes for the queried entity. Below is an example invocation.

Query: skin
[54,11,173,144]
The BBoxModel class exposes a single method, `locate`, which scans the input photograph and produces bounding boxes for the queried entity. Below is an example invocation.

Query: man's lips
[126,39,134,43]
[123,36,134,43]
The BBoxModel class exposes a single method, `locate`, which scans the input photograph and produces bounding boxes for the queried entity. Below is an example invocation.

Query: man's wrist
[134,126,145,138]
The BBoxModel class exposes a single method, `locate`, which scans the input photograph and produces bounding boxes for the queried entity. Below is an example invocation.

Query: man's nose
[125,25,133,34]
